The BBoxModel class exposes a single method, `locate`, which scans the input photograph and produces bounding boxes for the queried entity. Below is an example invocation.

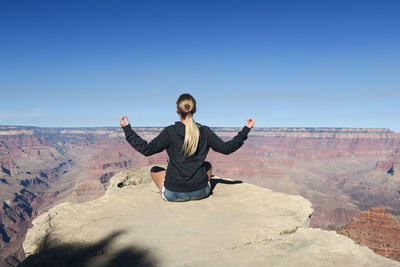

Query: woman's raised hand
[245,118,255,129]
[120,115,130,127]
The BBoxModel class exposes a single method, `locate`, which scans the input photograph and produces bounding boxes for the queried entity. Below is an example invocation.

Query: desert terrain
[1,125,400,266]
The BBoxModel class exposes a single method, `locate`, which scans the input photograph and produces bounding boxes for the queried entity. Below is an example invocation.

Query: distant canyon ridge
[1,125,400,266]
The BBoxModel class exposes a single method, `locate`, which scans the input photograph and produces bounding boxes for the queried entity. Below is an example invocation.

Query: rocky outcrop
[337,207,400,262]
[21,167,399,266]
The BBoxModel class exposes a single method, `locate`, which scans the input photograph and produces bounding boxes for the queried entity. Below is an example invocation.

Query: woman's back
[122,120,251,192]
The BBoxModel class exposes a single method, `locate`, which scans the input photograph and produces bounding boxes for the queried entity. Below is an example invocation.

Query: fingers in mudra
[120,115,129,126]
[246,118,254,128]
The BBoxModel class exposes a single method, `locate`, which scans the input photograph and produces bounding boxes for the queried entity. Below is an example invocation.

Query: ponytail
[177,93,200,158]
[183,112,200,157]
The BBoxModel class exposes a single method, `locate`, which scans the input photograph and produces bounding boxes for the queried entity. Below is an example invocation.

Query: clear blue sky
[1,0,399,131]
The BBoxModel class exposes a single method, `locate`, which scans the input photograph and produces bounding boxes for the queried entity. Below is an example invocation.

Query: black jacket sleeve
[208,126,251,155]
[122,124,169,157]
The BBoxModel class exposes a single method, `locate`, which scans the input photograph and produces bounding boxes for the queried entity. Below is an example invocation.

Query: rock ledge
[22,166,399,266]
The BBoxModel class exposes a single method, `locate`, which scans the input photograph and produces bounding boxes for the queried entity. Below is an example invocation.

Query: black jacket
[122,122,251,192]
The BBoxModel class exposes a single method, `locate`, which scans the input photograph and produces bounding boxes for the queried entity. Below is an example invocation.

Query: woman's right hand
[120,115,130,127]
[245,118,255,129]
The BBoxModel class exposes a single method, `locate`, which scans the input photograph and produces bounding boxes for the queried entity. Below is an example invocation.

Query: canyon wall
[1,125,400,266]
[337,207,400,261]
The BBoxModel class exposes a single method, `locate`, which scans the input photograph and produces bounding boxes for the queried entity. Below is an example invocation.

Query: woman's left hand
[120,115,130,127]
[245,118,255,129]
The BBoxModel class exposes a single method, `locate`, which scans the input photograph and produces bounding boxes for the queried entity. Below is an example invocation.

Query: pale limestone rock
[23,167,399,266]
[105,165,161,194]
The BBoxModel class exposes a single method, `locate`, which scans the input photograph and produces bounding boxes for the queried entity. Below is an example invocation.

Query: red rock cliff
[337,207,400,262]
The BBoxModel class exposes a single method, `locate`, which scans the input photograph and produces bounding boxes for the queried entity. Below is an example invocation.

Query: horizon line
[0,124,397,132]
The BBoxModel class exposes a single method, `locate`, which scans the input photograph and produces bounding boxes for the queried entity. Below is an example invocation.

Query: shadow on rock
[210,177,243,192]
[18,230,156,267]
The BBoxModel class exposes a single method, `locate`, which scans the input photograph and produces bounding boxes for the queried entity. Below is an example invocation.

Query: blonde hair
[177,94,200,157]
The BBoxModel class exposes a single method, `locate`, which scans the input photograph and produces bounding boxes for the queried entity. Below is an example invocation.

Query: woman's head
[177,93,196,118]
[177,93,199,158]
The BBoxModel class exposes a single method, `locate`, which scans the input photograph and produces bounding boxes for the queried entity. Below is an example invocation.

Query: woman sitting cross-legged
[120,93,254,202]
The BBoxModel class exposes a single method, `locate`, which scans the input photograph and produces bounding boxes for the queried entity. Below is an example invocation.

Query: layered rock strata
[337,207,400,262]
[21,167,399,267]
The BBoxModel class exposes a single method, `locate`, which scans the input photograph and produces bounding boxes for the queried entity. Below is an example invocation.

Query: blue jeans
[162,183,211,202]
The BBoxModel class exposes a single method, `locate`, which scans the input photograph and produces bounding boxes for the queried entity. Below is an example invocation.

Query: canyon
[0,125,400,266]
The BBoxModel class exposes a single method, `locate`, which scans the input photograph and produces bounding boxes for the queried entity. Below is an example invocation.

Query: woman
[120,93,254,202]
